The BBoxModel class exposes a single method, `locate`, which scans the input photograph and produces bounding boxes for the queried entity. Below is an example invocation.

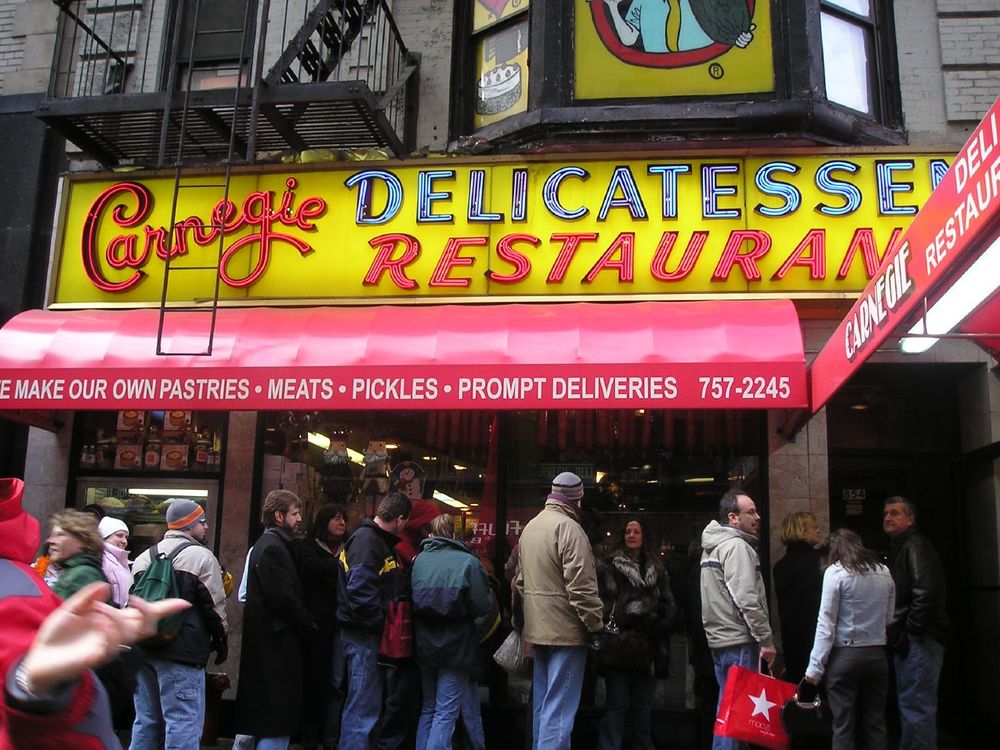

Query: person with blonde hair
[772,511,823,683]
[47,509,107,601]
[412,514,499,750]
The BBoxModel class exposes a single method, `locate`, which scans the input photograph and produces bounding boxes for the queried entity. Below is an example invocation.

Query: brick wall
[936,0,1000,123]
[392,0,453,152]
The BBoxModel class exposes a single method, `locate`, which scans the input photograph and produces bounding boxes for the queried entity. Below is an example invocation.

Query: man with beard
[235,490,316,750]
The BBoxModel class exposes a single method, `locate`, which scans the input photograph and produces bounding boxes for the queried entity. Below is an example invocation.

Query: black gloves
[796,678,819,703]
[587,623,619,653]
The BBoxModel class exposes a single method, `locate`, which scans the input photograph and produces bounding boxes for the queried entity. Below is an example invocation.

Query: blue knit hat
[551,472,584,501]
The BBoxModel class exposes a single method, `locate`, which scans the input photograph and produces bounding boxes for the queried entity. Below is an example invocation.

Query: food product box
[115,443,142,470]
[116,410,146,434]
[162,410,192,436]
[160,444,189,471]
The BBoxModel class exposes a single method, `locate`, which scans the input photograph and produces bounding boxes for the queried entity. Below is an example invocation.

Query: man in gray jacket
[516,472,604,750]
[700,491,776,750]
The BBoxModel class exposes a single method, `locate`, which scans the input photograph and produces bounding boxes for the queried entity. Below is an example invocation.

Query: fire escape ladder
[155,0,268,357]
[264,0,375,85]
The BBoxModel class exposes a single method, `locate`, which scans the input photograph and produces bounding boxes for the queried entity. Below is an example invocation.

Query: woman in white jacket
[804,529,895,750]
[97,516,133,608]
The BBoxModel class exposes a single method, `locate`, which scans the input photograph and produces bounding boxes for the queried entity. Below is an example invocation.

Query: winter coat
[412,537,500,672]
[596,548,677,673]
[51,553,106,600]
[887,527,949,646]
[772,541,822,682]
[516,495,603,646]
[299,536,341,732]
[0,477,119,750]
[100,543,133,608]
[336,518,408,635]
[235,526,316,737]
[699,520,773,649]
[132,530,228,668]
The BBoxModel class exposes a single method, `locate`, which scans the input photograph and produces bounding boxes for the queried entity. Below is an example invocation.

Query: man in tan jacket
[516,472,604,750]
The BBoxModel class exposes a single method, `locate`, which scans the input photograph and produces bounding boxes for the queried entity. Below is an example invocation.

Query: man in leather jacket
[884,496,949,750]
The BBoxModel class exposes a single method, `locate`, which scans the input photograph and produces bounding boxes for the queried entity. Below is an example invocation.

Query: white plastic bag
[493,629,531,676]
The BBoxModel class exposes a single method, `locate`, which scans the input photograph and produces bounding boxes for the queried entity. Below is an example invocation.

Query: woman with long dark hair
[595,519,676,750]
[804,529,895,750]
[300,503,348,750]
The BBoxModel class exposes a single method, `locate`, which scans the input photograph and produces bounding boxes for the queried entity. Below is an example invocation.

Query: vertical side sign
[809,95,1000,411]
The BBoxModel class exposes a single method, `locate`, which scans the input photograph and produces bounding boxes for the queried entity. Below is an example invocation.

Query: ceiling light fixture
[901,233,1000,353]
[307,432,331,450]
[433,490,469,510]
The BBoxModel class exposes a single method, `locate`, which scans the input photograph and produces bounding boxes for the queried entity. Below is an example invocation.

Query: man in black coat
[235,490,316,750]
[884,496,949,750]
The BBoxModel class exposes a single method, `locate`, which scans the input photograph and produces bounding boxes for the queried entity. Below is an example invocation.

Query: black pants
[825,646,889,750]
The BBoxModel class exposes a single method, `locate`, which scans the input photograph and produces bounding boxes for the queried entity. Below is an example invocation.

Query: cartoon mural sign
[475,14,529,129]
[474,0,529,33]
[575,0,774,99]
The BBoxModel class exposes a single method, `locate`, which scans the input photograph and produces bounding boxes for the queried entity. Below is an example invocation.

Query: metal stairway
[265,0,375,85]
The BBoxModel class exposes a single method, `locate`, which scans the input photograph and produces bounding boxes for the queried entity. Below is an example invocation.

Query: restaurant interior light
[386,443,399,450]
[453,464,467,471]
[595,471,607,483]
[684,477,715,484]
[901,233,1000,354]
[347,448,365,465]
[433,490,469,510]
[129,488,209,498]
[307,432,331,450]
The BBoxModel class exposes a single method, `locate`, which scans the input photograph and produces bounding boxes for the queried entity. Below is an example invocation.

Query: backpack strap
[166,541,198,563]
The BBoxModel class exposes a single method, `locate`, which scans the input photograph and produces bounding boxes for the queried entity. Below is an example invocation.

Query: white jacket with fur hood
[699,520,774,649]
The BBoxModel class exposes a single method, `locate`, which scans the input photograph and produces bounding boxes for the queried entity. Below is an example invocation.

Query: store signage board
[0,363,805,411]
[50,152,950,305]
[809,95,1000,411]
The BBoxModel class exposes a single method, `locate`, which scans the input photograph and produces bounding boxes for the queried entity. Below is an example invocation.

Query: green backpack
[131,541,196,643]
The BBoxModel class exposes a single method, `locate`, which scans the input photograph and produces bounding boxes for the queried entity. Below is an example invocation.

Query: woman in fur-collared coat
[595,519,677,750]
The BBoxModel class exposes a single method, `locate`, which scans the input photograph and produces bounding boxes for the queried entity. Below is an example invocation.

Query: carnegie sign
[51,152,951,305]
[810,95,1000,410]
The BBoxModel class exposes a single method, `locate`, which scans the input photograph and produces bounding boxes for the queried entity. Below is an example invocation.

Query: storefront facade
[3,0,999,744]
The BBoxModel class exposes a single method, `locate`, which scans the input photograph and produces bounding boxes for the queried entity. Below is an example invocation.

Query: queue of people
[4,468,951,750]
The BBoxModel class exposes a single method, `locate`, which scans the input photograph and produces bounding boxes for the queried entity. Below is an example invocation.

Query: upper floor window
[820,0,879,116]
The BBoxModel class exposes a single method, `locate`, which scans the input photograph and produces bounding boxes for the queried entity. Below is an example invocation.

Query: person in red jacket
[0,477,188,750]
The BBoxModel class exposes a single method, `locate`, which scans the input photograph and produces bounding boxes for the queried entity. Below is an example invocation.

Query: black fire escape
[38,0,419,168]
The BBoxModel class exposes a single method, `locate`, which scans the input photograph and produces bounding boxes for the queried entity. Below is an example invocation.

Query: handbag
[714,664,797,750]
[493,629,531,677]
[780,692,833,737]
[378,599,414,659]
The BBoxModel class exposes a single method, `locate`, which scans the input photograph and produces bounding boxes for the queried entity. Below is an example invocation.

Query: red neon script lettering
[80,179,327,292]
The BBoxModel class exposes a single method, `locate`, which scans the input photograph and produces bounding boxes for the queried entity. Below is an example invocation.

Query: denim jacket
[805,562,895,681]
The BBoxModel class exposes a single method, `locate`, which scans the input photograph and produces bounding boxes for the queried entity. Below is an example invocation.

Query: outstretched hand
[19,582,190,694]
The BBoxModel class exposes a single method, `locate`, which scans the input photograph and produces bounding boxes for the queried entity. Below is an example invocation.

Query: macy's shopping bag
[714,665,797,750]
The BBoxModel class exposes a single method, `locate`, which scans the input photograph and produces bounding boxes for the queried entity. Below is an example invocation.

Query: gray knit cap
[551,472,584,501]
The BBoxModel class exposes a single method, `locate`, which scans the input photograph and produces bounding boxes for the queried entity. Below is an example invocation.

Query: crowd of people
[1,469,949,750]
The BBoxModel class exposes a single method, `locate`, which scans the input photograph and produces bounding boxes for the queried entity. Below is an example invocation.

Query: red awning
[959,292,1000,356]
[0,301,806,410]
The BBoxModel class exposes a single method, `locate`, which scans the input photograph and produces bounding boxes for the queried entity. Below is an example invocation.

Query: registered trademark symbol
[709,64,724,79]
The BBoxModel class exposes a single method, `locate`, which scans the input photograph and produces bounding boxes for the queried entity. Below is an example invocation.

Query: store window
[259,406,765,725]
[72,410,227,557]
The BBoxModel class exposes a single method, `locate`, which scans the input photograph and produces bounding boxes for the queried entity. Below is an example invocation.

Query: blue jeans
[459,680,486,750]
[254,739,290,750]
[711,643,760,750]
[130,657,205,750]
[531,645,587,750]
[417,666,468,750]
[339,629,385,750]
[894,634,945,750]
[598,669,654,750]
